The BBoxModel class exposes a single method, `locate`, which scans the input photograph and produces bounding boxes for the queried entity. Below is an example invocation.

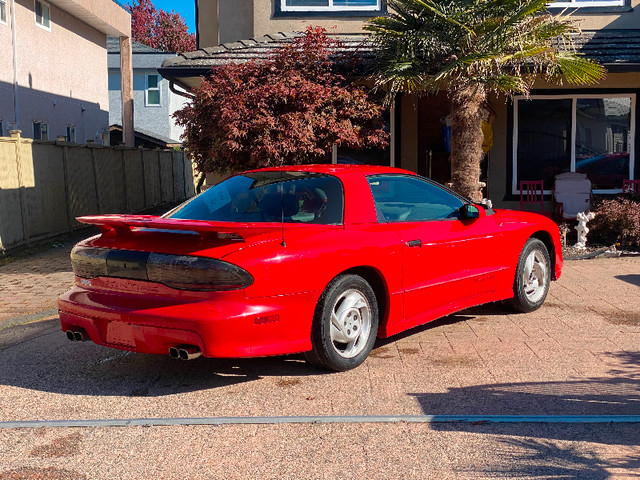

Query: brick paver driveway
[0,244,638,479]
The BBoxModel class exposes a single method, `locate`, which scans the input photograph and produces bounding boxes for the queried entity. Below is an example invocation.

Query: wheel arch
[529,230,556,280]
[329,266,389,334]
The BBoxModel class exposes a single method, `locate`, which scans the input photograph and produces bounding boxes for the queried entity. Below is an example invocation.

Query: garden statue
[574,211,596,250]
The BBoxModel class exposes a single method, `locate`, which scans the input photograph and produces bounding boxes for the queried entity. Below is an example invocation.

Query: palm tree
[365,0,605,201]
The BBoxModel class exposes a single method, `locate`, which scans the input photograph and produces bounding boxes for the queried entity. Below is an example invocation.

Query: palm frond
[552,53,606,85]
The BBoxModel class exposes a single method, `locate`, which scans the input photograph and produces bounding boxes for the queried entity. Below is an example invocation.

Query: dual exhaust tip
[169,345,202,361]
[65,329,201,361]
[65,329,88,342]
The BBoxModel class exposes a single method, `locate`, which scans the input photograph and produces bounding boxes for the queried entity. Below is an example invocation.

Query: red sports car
[58,165,562,371]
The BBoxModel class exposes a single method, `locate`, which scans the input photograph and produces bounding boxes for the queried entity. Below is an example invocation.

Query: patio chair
[553,172,592,220]
[519,180,550,217]
[623,179,640,194]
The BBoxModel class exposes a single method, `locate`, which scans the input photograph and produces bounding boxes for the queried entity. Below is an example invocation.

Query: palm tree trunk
[449,86,486,202]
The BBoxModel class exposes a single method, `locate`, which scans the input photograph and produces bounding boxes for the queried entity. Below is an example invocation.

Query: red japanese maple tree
[127,0,196,53]
[174,27,389,175]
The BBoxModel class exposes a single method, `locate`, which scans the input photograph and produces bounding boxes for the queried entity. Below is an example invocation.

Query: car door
[367,175,505,323]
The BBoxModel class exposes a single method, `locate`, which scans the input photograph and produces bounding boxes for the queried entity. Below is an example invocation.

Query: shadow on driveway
[0,319,317,398]
[440,423,640,478]
[615,274,640,287]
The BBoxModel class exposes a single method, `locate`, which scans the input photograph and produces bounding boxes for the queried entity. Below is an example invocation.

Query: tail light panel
[70,246,253,291]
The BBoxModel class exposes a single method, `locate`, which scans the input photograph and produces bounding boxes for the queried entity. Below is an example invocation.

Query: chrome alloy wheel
[522,249,548,304]
[330,289,372,359]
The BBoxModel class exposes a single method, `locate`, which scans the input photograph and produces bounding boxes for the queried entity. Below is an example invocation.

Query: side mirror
[460,204,480,220]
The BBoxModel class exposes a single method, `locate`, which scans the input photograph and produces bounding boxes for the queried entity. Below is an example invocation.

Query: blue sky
[154,0,195,33]
[153,0,195,33]
[119,1,196,33]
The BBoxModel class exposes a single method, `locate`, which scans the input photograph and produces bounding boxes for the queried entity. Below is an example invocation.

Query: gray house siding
[107,39,186,145]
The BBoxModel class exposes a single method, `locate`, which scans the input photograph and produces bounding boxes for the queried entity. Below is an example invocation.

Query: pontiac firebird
[58,165,562,371]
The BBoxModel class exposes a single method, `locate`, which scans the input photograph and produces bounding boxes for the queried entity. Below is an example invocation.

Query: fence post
[156,147,163,205]
[11,131,29,247]
[140,148,147,210]
[89,144,101,213]
[170,150,176,201]
[61,143,72,230]
[121,148,129,212]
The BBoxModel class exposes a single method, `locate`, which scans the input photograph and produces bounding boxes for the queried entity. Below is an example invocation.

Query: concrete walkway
[0,243,639,479]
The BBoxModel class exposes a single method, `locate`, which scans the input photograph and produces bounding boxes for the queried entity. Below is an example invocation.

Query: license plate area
[105,320,136,348]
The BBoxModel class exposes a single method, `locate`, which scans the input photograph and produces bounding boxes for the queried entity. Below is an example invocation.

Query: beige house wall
[1,0,131,143]
[575,0,640,30]
[13,0,108,109]
[198,0,375,47]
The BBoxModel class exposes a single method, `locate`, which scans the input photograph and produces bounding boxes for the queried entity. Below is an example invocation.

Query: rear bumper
[58,279,318,358]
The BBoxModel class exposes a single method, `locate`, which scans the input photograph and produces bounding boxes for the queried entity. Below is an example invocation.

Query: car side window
[367,175,465,222]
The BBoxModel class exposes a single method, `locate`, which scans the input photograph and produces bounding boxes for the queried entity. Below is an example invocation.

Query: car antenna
[280,166,286,247]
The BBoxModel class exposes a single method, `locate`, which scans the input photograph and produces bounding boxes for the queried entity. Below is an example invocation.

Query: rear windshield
[167,171,344,225]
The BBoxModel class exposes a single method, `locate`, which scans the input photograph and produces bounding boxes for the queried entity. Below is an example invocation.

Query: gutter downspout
[169,81,194,100]
[10,0,19,128]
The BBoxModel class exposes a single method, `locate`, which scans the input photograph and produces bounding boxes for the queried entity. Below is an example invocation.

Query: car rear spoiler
[76,215,245,242]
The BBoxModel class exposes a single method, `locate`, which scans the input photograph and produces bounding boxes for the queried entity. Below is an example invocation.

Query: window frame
[145,74,161,107]
[0,0,8,25]
[34,0,51,31]
[512,93,636,195]
[550,0,625,7]
[366,173,470,223]
[33,121,48,141]
[276,0,383,15]
[66,125,76,143]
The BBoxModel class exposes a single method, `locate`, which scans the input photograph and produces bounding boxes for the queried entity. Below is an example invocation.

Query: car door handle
[406,239,422,248]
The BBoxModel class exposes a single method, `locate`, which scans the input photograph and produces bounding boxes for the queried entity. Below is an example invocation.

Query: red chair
[520,180,550,217]
[623,179,640,194]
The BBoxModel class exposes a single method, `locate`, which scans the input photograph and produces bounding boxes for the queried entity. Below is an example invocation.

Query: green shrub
[590,195,640,249]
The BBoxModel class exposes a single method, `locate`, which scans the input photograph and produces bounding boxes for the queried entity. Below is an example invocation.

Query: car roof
[247,164,417,177]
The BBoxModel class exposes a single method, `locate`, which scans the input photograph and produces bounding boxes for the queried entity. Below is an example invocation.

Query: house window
[33,121,48,140]
[280,0,381,12]
[66,125,76,143]
[146,74,160,106]
[550,0,624,7]
[35,0,50,30]
[1,0,8,25]
[513,94,635,193]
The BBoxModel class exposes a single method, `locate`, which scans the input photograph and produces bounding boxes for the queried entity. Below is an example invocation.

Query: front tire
[510,238,551,313]
[305,274,379,372]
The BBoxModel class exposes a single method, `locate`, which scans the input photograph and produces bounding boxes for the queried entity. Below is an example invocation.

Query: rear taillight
[70,246,253,291]
[146,253,252,291]
[70,247,109,278]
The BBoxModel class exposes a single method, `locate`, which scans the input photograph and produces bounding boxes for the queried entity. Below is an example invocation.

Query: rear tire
[510,238,551,313]
[305,274,378,372]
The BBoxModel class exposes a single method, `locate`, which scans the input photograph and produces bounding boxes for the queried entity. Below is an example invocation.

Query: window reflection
[575,98,631,190]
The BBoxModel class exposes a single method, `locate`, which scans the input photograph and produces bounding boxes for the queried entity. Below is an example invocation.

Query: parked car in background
[58,165,562,371]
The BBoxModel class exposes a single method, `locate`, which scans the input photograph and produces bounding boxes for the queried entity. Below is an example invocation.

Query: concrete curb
[3,415,640,429]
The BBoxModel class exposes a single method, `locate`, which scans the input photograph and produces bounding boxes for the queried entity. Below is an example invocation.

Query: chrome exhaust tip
[73,330,88,342]
[169,347,180,359]
[65,330,75,341]
[178,346,202,361]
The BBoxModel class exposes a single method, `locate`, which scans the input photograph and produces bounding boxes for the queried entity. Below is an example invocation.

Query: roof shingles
[159,30,640,81]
